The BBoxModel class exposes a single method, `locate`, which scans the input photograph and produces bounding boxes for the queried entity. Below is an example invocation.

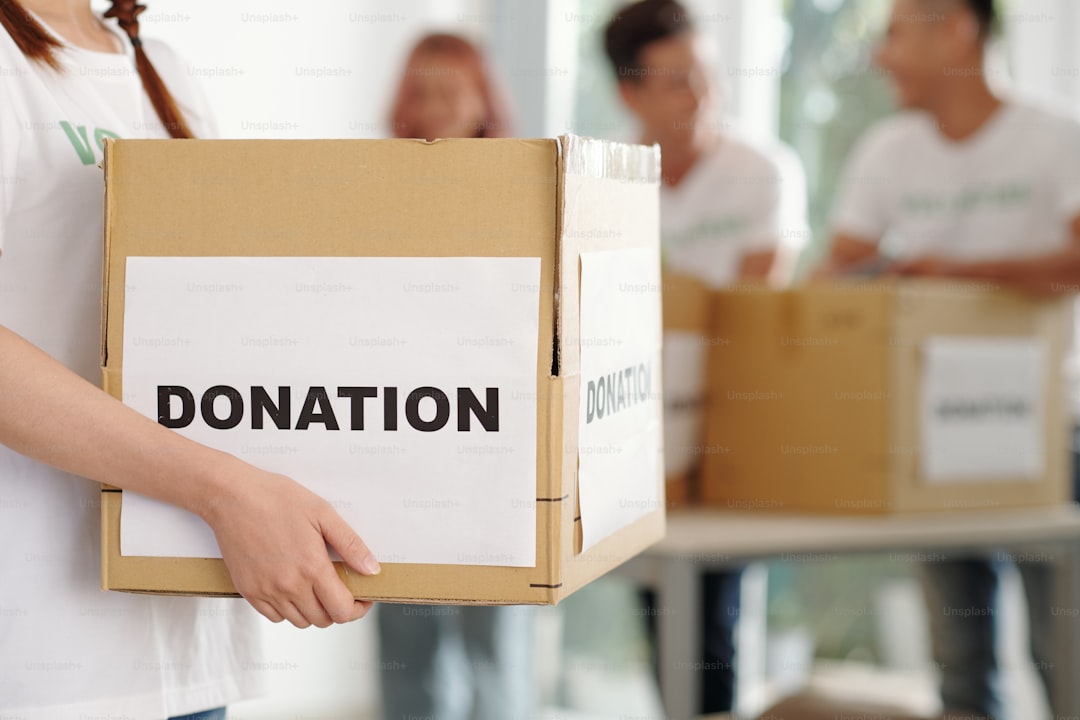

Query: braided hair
[0,0,193,138]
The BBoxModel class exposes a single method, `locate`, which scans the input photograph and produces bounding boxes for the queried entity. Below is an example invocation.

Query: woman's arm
[0,324,380,628]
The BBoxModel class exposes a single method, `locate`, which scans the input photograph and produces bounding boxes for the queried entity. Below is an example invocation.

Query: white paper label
[121,256,541,566]
[663,331,707,478]
[577,249,663,551]
[920,337,1046,483]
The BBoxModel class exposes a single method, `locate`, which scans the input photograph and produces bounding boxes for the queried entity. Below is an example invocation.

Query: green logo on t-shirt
[902,182,1033,216]
[60,121,120,165]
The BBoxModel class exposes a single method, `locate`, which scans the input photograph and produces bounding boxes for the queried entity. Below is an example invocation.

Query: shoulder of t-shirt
[0,26,32,134]
[0,21,25,61]
[846,112,933,164]
[0,21,37,78]
[1001,96,1080,142]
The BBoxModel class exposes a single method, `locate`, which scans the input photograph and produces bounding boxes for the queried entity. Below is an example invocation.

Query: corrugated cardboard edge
[100,139,118,594]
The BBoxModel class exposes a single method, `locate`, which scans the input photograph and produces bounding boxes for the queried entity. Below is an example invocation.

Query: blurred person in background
[387,32,514,140]
[603,1,810,714]
[821,0,1080,717]
[0,1,380,719]
[376,32,534,720]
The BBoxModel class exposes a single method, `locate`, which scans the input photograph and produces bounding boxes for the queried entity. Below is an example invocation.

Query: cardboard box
[100,135,665,603]
[701,280,1073,514]
[661,271,713,508]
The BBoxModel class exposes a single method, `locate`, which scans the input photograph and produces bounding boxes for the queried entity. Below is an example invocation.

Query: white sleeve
[829,125,895,242]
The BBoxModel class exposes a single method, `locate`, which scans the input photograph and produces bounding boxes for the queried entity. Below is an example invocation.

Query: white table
[620,506,1080,720]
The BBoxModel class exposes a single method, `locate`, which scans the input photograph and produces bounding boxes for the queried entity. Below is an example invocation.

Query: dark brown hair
[604,0,694,82]
[0,0,193,138]
[919,0,998,41]
[958,0,998,39]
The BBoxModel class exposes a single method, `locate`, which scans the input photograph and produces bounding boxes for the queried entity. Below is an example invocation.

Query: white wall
[1007,0,1080,111]
[101,0,490,139]
[690,0,784,138]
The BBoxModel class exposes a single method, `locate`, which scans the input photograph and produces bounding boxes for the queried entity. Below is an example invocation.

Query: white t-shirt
[831,102,1080,260]
[831,101,1080,418]
[0,16,266,720]
[660,134,809,289]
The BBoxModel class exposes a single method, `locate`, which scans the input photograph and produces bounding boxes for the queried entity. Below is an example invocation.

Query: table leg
[657,555,702,720]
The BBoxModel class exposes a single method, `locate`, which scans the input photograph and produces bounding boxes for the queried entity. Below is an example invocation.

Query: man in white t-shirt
[604,1,809,713]
[824,1,1080,717]
[607,2,808,289]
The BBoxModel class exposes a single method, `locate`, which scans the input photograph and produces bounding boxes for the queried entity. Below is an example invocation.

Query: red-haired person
[386,32,514,140]
[0,2,381,718]
[376,33,534,720]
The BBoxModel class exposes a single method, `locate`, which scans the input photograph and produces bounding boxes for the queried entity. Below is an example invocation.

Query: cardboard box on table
[99,135,665,603]
[661,271,713,508]
[700,280,1073,514]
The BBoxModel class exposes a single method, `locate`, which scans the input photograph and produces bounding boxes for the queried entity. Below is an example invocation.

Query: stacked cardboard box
[698,281,1072,513]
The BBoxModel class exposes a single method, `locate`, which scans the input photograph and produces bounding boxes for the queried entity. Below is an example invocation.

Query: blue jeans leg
[169,708,226,720]
[377,603,444,720]
[701,568,742,714]
[460,604,536,720]
[917,558,1001,720]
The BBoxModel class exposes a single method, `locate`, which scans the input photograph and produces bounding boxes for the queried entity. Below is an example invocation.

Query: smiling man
[823,0,1080,291]
[606,0,808,289]
[821,1,1080,717]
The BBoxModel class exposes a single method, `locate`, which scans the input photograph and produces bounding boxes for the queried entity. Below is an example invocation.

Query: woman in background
[387,33,514,140]
[376,32,534,720]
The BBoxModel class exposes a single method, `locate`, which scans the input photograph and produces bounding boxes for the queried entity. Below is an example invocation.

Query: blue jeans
[641,568,742,714]
[169,709,226,720]
[377,604,536,720]
[918,557,1054,720]
[919,432,1080,718]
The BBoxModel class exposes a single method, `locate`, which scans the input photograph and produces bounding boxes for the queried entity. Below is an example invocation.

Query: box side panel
[556,136,662,378]
[701,284,893,513]
[662,271,712,332]
[555,136,665,594]
[890,281,1072,512]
